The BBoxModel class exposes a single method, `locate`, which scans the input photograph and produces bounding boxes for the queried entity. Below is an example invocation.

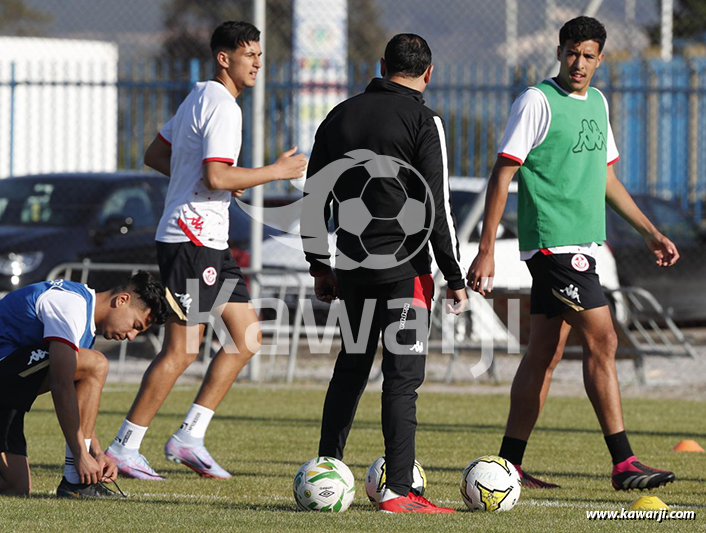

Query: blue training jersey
[0,280,96,362]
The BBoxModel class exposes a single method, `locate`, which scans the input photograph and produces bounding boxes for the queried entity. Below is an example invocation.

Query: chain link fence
[0,0,705,325]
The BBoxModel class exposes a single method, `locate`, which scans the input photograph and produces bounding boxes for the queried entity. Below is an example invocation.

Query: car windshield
[0,179,101,227]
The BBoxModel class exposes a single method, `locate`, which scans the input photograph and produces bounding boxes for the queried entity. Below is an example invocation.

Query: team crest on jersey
[571,253,589,272]
[572,119,606,153]
[202,267,217,286]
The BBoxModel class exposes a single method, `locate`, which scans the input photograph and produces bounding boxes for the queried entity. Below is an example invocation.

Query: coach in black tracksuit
[303,34,467,503]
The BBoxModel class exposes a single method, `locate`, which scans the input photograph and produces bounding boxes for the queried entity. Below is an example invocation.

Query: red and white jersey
[155,81,242,250]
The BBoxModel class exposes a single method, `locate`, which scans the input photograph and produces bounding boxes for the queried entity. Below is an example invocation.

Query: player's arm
[413,117,468,313]
[606,165,679,267]
[88,431,118,482]
[144,135,172,177]
[302,125,337,302]
[203,146,307,191]
[467,158,521,295]
[48,341,101,485]
[468,88,546,294]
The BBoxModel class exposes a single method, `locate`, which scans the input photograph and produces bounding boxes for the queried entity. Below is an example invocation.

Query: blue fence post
[189,58,200,87]
[9,62,16,177]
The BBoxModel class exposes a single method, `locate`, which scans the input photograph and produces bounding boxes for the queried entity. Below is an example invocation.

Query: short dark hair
[559,16,607,53]
[210,21,260,58]
[384,33,432,78]
[113,271,168,326]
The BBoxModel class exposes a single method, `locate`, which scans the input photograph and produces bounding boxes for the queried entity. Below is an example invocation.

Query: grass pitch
[0,384,703,532]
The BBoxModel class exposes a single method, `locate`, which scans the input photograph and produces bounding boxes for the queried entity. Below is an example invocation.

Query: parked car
[0,172,280,292]
[606,194,706,323]
[257,177,621,291]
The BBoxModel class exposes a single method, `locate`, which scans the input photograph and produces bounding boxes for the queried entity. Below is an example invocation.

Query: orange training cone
[673,440,704,452]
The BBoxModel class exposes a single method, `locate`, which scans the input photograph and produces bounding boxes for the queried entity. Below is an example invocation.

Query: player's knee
[244,324,262,357]
[585,330,618,359]
[93,351,110,381]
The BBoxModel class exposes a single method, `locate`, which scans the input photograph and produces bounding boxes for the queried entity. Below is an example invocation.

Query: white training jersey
[497,78,620,260]
[155,81,242,250]
[37,289,94,351]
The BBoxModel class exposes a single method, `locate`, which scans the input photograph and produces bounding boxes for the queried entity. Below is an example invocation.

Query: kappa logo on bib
[571,253,589,272]
[202,267,218,286]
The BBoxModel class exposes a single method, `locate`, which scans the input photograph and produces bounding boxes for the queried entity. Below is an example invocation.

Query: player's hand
[76,451,102,485]
[644,231,680,267]
[446,287,468,315]
[314,270,338,304]
[94,450,118,482]
[467,251,495,296]
[232,189,245,198]
[273,146,307,181]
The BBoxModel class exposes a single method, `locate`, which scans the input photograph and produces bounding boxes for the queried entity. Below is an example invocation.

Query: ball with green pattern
[293,457,356,512]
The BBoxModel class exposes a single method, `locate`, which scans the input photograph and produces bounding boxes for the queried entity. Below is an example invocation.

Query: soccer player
[105,21,306,480]
[0,271,167,497]
[303,34,468,513]
[468,16,679,491]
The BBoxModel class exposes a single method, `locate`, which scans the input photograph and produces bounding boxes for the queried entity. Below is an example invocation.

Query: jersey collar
[365,77,424,103]
[547,78,588,101]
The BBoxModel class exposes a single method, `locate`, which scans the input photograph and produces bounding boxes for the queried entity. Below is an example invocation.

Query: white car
[258,177,621,292]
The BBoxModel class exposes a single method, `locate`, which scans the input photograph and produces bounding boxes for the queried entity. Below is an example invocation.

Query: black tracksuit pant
[318,274,433,495]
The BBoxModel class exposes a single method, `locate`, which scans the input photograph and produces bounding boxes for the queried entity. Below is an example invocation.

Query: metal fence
[2,56,706,220]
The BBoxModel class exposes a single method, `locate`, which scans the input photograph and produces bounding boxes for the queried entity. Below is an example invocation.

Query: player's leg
[318,281,380,460]
[499,253,572,488]
[568,306,675,490]
[163,252,257,478]
[0,346,54,495]
[164,299,260,479]
[0,408,31,496]
[377,276,452,513]
[565,306,622,434]
[106,317,205,480]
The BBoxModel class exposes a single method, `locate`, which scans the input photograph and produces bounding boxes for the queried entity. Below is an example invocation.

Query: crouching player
[0,271,167,497]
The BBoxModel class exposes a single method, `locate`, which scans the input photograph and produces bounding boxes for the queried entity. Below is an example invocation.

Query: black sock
[499,436,527,466]
[605,431,634,465]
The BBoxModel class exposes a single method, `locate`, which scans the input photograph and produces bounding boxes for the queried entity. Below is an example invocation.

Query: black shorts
[0,346,51,455]
[0,408,27,456]
[0,346,50,413]
[156,241,250,323]
[526,252,608,318]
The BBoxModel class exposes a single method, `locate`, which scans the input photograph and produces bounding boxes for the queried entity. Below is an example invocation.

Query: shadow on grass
[29,408,706,440]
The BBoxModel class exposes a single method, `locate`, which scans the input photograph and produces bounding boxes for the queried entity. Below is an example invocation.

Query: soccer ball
[460,455,521,512]
[365,456,427,503]
[293,457,356,512]
[331,152,434,270]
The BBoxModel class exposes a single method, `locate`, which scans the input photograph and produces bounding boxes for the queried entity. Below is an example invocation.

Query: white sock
[380,487,403,502]
[112,419,148,452]
[64,439,91,484]
[175,404,214,441]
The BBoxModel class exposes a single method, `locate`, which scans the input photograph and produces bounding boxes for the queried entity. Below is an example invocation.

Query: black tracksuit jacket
[303,77,465,290]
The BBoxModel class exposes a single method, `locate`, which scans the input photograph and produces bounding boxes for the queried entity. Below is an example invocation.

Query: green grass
[0,384,703,532]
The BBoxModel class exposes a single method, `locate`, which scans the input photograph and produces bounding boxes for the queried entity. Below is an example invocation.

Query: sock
[380,487,403,502]
[174,404,214,442]
[64,439,91,484]
[499,436,528,466]
[605,431,634,465]
[112,419,148,452]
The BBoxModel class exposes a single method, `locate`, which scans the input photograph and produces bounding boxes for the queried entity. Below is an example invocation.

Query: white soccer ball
[293,457,356,512]
[460,455,521,512]
[365,456,427,503]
